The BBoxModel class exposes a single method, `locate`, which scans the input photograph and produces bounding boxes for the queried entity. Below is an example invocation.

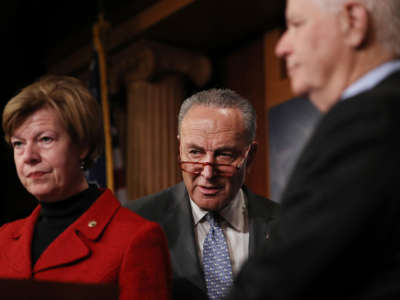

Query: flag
[86,17,128,204]
[111,112,128,205]
[87,50,108,188]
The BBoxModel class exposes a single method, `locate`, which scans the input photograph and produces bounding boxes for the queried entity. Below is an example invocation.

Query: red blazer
[0,189,171,300]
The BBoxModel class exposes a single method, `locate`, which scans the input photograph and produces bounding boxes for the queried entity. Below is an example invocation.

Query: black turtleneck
[31,185,102,266]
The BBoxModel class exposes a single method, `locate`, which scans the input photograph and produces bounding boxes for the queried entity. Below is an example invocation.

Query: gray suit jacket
[127,182,279,300]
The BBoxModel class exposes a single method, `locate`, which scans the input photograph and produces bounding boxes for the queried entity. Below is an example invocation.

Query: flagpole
[93,14,114,192]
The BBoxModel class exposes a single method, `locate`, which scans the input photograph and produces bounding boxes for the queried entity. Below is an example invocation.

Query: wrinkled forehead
[293,0,345,12]
[285,0,344,28]
[179,106,248,146]
[286,0,322,18]
[181,106,245,133]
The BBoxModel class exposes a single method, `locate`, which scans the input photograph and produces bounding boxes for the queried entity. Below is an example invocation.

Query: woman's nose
[23,143,41,164]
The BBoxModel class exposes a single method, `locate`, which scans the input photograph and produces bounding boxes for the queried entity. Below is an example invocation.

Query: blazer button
[266,233,270,240]
[88,220,97,228]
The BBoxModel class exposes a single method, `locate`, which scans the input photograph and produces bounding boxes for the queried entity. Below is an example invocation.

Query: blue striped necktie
[203,212,233,300]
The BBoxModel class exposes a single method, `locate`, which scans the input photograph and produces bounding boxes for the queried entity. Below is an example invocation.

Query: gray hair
[178,88,257,143]
[313,0,400,57]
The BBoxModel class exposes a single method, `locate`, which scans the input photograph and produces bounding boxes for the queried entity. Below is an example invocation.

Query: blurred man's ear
[246,142,258,170]
[340,2,369,48]
[177,135,182,157]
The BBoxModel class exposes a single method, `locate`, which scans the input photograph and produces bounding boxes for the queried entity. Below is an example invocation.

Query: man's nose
[201,163,215,179]
[275,31,289,59]
[200,154,216,179]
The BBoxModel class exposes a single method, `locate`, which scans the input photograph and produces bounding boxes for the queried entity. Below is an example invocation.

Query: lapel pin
[88,220,97,228]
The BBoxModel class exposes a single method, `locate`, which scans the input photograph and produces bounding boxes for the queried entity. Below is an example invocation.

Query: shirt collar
[190,188,247,232]
[341,60,400,100]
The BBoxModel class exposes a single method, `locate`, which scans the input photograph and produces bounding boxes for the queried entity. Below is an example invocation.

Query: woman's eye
[40,136,54,143]
[12,141,22,149]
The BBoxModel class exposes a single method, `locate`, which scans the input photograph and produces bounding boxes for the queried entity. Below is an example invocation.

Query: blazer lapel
[33,229,90,273]
[33,189,119,273]
[3,206,41,277]
[163,183,206,292]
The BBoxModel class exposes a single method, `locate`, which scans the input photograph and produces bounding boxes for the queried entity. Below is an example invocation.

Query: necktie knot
[206,212,220,228]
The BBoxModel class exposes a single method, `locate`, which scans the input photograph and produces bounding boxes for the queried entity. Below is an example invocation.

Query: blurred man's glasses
[179,146,251,177]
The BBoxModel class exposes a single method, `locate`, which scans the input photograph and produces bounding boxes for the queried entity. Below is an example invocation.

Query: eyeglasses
[179,146,251,177]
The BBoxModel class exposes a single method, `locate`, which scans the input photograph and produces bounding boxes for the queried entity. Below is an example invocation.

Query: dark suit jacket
[127,182,279,300]
[228,71,400,300]
[0,189,171,300]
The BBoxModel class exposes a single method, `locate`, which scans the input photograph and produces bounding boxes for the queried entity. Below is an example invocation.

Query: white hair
[313,0,400,57]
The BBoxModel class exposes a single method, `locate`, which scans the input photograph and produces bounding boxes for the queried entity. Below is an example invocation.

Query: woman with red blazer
[0,75,171,300]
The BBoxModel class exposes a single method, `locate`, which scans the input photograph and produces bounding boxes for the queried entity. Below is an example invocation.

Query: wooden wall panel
[264,30,293,109]
[220,29,293,199]
[220,38,268,197]
[125,76,182,200]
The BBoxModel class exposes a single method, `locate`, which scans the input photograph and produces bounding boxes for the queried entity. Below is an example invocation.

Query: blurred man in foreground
[228,0,400,299]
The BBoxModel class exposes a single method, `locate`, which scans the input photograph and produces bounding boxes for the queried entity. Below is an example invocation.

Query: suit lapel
[165,184,277,290]
[33,189,119,273]
[162,183,206,292]
[245,186,278,255]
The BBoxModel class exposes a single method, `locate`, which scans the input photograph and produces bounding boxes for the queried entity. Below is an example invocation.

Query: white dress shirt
[341,60,400,100]
[190,189,249,276]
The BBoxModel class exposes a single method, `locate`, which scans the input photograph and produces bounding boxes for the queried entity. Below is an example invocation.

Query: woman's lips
[28,171,48,179]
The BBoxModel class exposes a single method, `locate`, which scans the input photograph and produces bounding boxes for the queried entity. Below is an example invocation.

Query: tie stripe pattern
[203,212,233,300]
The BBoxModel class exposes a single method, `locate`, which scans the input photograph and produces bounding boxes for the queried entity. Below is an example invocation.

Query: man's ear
[340,2,369,48]
[177,135,181,153]
[246,141,258,170]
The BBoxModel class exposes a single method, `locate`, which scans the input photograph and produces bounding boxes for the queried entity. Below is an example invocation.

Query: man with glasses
[128,89,279,300]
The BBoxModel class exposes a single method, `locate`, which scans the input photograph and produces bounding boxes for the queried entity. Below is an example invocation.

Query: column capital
[109,40,211,93]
